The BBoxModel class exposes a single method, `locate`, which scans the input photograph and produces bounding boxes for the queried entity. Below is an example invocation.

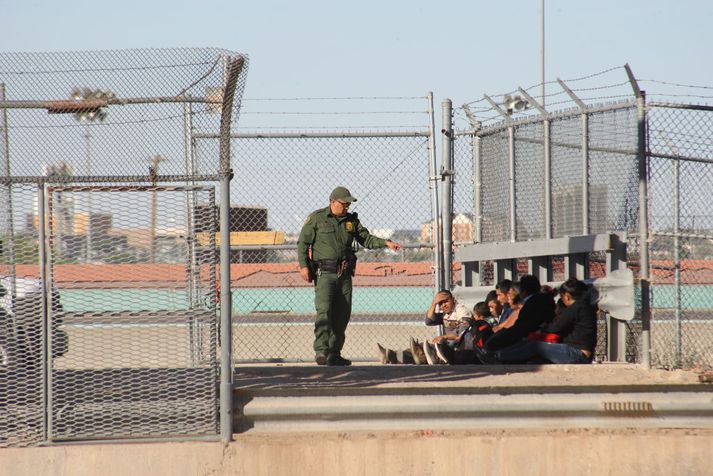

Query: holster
[343,254,357,277]
[306,261,317,281]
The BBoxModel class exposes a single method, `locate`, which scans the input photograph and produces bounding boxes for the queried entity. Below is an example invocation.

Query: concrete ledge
[3,429,713,476]
[233,364,713,434]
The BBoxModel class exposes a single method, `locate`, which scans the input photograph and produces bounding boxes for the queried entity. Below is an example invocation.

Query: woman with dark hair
[480,277,597,364]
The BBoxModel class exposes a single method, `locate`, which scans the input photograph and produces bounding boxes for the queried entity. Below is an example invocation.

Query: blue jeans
[494,340,589,364]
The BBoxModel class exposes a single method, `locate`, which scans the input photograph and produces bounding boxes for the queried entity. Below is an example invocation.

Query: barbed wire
[242,96,426,101]
[462,65,628,108]
[640,79,713,90]
[561,65,625,83]
[569,81,632,93]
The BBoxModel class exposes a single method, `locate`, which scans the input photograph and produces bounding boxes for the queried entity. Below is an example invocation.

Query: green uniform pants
[313,271,352,355]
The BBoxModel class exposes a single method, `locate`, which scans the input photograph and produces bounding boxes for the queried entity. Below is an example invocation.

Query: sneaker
[435,342,453,364]
[410,338,427,365]
[327,354,352,366]
[422,341,438,365]
[315,353,328,365]
[377,343,389,364]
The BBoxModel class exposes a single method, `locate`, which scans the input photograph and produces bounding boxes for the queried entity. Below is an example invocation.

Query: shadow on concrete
[233,364,544,396]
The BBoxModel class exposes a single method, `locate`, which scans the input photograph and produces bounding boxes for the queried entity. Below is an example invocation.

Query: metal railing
[0,48,248,446]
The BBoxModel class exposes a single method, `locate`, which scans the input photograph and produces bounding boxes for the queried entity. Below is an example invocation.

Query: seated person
[425,302,494,365]
[483,275,556,352]
[377,290,475,365]
[424,289,473,347]
[492,282,523,332]
[494,279,514,324]
[484,291,500,327]
[480,277,597,364]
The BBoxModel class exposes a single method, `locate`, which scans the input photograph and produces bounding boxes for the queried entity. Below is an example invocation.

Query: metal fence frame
[448,76,713,369]
[0,48,247,445]
[193,93,443,363]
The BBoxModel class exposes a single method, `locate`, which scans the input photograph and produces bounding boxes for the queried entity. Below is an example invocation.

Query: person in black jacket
[483,275,555,352]
[488,277,597,364]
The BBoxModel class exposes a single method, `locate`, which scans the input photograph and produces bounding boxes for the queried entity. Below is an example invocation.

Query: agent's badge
[345,221,354,232]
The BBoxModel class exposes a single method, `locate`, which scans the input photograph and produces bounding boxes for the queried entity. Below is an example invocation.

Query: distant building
[421,213,475,243]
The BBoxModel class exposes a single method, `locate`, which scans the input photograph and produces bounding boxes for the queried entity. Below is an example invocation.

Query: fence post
[673,141,682,367]
[427,92,443,290]
[0,84,17,300]
[473,132,483,285]
[218,56,244,442]
[441,99,453,289]
[626,63,652,369]
[638,92,651,368]
[508,125,516,242]
[38,183,50,442]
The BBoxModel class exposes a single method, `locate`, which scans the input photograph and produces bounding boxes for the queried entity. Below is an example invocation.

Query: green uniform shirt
[297,207,387,268]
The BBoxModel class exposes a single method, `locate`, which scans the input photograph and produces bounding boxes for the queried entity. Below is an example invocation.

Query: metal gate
[44,184,219,442]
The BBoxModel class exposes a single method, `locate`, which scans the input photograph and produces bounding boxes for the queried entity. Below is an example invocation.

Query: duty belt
[315,256,357,276]
[315,259,340,273]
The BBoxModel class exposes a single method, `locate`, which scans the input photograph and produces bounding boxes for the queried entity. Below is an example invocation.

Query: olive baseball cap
[330,186,357,203]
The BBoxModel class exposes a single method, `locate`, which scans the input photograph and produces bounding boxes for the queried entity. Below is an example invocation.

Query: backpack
[458,319,494,350]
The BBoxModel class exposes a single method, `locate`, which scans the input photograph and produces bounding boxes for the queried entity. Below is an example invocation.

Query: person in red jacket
[478,277,597,364]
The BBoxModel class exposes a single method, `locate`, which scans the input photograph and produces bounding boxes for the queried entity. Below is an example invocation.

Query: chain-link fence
[0,48,247,446]
[194,122,440,362]
[451,68,713,368]
[647,102,713,369]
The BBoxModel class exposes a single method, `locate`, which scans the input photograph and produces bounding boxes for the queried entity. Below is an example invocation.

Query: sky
[1,0,712,233]
[1,0,711,110]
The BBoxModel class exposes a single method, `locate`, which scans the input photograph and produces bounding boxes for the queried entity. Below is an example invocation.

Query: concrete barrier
[2,429,713,475]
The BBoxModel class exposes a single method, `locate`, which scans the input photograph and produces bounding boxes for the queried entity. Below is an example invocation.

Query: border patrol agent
[298,186,401,366]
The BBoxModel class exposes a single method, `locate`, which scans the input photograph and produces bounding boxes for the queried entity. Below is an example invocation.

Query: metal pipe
[637,91,651,370]
[441,99,453,290]
[673,146,682,367]
[474,135,482,245]
[581,112,590,235]
[652,230,713,240]
[196,131,432,139]
[648,151,713,166]
[0,95,224,109]
[647,101,713,112]
[473,134,483,286]
[218,56,245,443]
[544,118,552,239]
[508,125,516,242]
[38,184,50,441]
[427,92,443,290]
[0,84,17,304]
[541,0,545,107]
[0,174,221,185]
[183,102,197,311]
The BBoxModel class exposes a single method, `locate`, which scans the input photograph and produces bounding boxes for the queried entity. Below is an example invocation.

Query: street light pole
[71,88,114,262]
[541,0,546,107]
